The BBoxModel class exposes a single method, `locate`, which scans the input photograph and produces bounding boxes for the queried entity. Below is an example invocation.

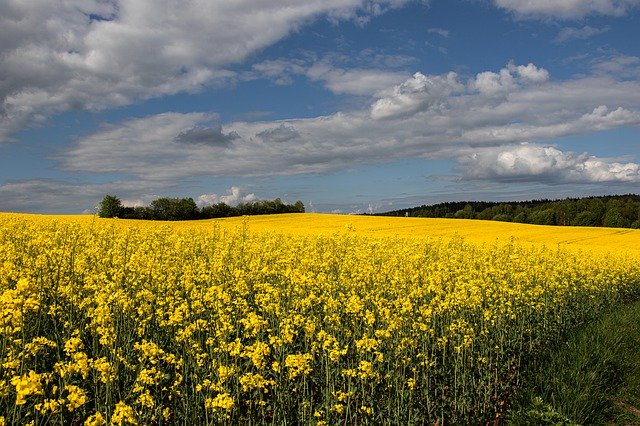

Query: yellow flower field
[1,212,639,424]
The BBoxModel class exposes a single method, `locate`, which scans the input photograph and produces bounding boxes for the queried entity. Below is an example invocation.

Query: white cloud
[592,54,640,78]
[427,28,450,37]
[515,63,550,83]
[256,124,301,143]
[62,62,640,182]
[307,62,410,95]
[459,143,640,183]
[370,71,464,119]
[494,0,640,19]
[0,179,165,214]
[580,105,640,129]
[250,54,412,96]
[555,25,610,43]
[469,63,549,95]
[459,105,640,143]
[196,187,258,207]
[0,0,412,142]
[251,59,308,85]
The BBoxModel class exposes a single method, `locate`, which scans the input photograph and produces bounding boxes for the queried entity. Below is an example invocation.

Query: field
[1,212,640,425]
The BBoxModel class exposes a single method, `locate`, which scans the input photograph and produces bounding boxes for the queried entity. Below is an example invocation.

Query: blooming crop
[0,212,639,424]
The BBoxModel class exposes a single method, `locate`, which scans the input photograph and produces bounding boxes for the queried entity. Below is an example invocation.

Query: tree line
[97,195,305,220]
[377,194,640,229]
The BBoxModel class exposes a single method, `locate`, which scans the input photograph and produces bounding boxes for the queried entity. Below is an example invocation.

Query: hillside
[377,194,640,229]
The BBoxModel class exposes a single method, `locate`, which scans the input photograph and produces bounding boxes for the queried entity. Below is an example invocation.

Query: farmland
[1,213,639,424]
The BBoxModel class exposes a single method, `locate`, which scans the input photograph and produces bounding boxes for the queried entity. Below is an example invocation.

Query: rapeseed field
[1,212,639,425]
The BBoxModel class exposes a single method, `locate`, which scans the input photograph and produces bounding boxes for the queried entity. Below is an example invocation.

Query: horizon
[1,1,639,215]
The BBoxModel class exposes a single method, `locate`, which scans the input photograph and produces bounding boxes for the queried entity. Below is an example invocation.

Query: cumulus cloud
[256,124,300,143]
[62,62,640,181]
[459,105,640,143]
[459,143,640,183]
[494,0,640,19]
[555,25,610,43]
[64,112,224,174]
[371,63,548,121]
[469,63,549,95]
[0,0,412,142]
[196,187,257,207]
[580,105,640,129]
[370,71,464,119]
[175,124,239,147]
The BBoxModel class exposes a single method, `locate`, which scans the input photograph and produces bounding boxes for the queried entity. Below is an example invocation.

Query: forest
[378,194,640,228]
[97,195,305,220]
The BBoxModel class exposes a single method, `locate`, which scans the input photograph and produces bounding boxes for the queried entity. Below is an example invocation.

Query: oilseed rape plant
[1,213,639,424]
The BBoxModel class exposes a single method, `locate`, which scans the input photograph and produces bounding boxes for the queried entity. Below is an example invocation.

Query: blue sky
[1,0,639,214]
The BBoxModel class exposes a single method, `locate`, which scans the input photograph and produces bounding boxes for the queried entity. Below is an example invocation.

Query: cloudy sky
[1,0,640,214]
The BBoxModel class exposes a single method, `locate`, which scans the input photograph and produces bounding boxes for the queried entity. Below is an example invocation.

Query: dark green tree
[201,202,233,219]
[492,214,513,222]
[454,204,475,219]
[571,211,599,227]
[602,207,629,228]
[529,209,556,225]
[97,195,123,218]
[150,197,199,220]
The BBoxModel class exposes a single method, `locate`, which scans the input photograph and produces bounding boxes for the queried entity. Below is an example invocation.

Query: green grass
[507,299,640,425]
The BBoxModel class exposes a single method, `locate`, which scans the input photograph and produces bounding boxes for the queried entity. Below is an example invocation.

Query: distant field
[1,212,639,424]
[199,213,640,256]
[7,212,640,256]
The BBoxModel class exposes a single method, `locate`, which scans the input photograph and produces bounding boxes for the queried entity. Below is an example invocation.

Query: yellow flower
[284,353,313,379]
[357,360,379,380]
[162,407,171,421]
[65,385,87,411]
[361,405,373,415]
[111,401,138,425]
[205,393,235,411]
[84,412,106,426]
[11,371,43,405]
[239,373,274,393]
[92,357,117,383]
[407,378,416,390]
[136,391,154,408]
[64,336,84,355]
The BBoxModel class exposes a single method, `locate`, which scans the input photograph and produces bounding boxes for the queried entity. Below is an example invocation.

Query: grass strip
[507,299,640,425]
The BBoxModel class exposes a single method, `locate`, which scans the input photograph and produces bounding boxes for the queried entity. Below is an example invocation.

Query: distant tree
[97,195,123,218]
[493,203,513,216]
[476,208,494,221]
[602,206,629,228]
[554,200,575,226]
[492,214,512,222]
[454,204,475,219]
[95,194,302,221]
[530,209,556,226]
[201,202,233,219]
[150,197,199,220]
[376,194,640,229]
[513,212,528,223]
[571,211,599,227]
[130,206,154,220]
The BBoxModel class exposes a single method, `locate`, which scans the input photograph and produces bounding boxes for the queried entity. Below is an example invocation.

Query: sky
[1,0,640,214]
